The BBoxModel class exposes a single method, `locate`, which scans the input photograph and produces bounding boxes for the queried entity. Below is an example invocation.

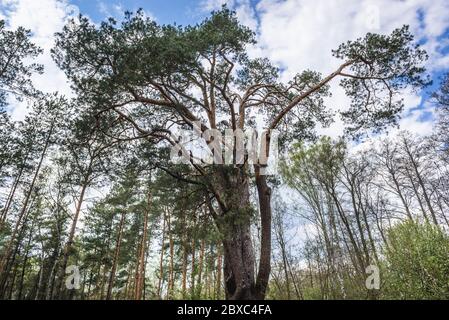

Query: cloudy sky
[1,0,449,138]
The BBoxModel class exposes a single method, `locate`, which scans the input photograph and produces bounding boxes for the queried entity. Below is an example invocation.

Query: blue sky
[1,0,448,136]
[68,0,261,25]
[71,0,206,25]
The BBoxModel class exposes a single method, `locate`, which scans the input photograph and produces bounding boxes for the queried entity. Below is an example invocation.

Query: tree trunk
[18,219,35,300]
[215,246,222,299]
[197,238,205,298]
[0,153,28,226]
[190,230,196,298]
[222,211,256,300]
[57,173,90,299]
[214,167,271,300]
[135,192,150,300]
[181,216,188,299]
[0,123,53,275]
[157,210,167,299]
[106,211,126,300]
[168,211,175,299]
[0,193,36,297]
[254,170,272,300]
[403,139,438,224]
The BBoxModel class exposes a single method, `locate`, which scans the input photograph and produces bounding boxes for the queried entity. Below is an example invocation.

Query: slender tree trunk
[18,221,35,300]
[356,189,379,265]
[274,211,291,299]
[106,211,126,300]
[406,167,430,223]
[329,189,365,274]
[168,212,175,299]
[215,246,222,299]
[99,265,108,300]
[403,141,438,224]
[197,238,205,298]
[181,236,188,299]
[190,231,196,298]
[0,153,28,225]
[57,173,90,299]
[123,264,132,299]
[135,192,150,300]
[348,181,370,266]
[286,256,303,299]
[0,124,53,274]
[35,252,45,300]
[157,211,167,299]
[8,259,20,299]
[388,169,413,220]
[86,268,93,299]
[0,194,36,297]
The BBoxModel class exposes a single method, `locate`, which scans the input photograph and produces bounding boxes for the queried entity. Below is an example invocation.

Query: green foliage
[0,5,439,301]
[0,19,43,106]
[333,25,430,138]
[281,136,346,190]
[382,221,449,299]
[0,20,45,185]
[52,7,254,109]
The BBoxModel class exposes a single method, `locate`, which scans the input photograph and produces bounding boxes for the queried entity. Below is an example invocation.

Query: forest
[0,6,449,300]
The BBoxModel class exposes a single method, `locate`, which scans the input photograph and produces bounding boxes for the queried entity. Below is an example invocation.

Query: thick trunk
[254,170,272,299]
[222,222,255,300]
[216,168,254,300]
[214,167,271,300]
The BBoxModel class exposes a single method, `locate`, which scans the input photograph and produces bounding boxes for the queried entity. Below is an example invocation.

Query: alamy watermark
[365,265,380,290]
[170,122,280,175]
[65,265,81,290]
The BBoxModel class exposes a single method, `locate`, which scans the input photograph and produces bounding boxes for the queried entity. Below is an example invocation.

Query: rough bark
[211,166,272,300]
[254,169,272,300]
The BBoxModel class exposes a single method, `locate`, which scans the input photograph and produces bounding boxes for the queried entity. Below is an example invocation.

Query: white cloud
[200,0,257,29]
[3,0,448,136]
[97,1,110,16]
[97,1,155,21]
[1,0,79,120]
[202,0,449,138]
[97,1,124,18]
[200,0,233,11]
